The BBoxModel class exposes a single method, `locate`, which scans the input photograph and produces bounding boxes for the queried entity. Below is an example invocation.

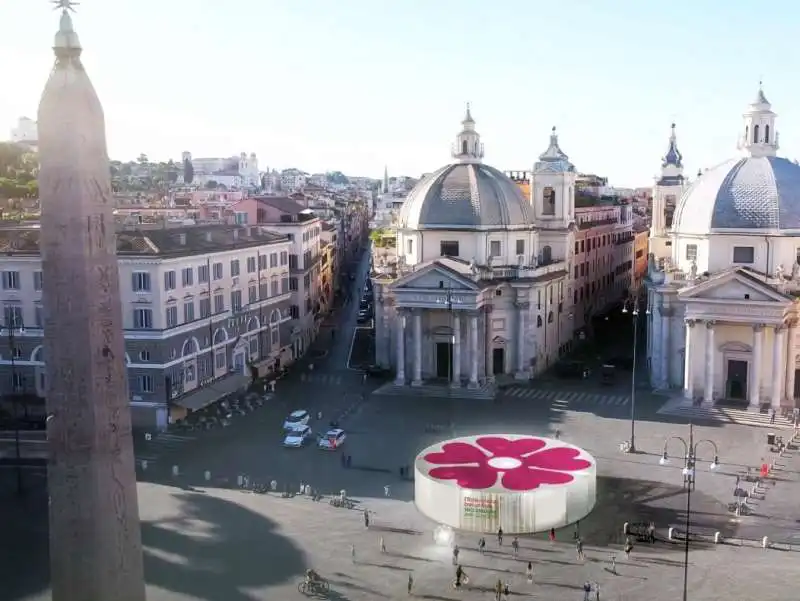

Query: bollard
[172,465,179,477]
[305,484,311,496]
[271,480,277,491]
[144,433,152,442]
[762,536,769,549]
[714,532,721,544]
[204,470,211,482]
[668,527,675,541]
[623,522,629,536]
[237,475,244,487]
[141,460,148,471]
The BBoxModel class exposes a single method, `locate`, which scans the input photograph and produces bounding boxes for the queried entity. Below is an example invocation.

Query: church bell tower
[650,123,686,261]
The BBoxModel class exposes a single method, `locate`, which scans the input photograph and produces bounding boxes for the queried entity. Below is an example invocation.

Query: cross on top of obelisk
[51,0,79,12]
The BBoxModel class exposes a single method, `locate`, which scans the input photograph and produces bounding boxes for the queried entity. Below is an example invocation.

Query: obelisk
[38,3,147,600]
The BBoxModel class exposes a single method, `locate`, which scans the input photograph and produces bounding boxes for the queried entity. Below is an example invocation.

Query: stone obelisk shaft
[38,10,146,601]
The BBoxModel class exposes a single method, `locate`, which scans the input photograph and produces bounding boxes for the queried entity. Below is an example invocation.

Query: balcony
[578,217,617,230]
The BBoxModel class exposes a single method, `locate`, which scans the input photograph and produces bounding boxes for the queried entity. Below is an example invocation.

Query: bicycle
[450,575,469,589]
[297,578,330,595]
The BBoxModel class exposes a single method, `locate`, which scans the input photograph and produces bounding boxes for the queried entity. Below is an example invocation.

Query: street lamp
[2,315,25,495]
[621,296,649,453]
[659,423,720,601]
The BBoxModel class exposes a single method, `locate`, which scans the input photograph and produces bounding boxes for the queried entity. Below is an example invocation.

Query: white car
[283,424,312,448]
[283,409,310,431]
[318,428,347,450]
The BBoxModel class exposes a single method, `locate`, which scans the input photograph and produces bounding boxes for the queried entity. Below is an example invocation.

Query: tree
[183,158,194,184]
[205,180,218,190]
[137,153,149,165]
[326,171,349,185]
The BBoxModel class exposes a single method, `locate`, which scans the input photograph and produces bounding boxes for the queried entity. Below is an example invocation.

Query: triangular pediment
[678,268,791,304]
[391,260,480,292]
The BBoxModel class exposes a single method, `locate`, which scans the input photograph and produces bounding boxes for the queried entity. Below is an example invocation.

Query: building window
[235,212,248,225]
[753,124,759,144]
[139,350,151,362]
[215,350,226,370]
[271,279,279,297]
[164,270,176,291]
[246,256,256,273]
[33,271,43,291]
[765,124,770,144]
[407,239,413,254]
[541,245,552,265]
[270,253,278,268]
[289,277,298,291]
[515,240,525,256]
[490,241,501,257]
[249,336,258,357]
[34,305,43,327]
[248,285,257,304]
[259,254,268,270]
[183,301,195,323]
[198,264,209,283]
[288,255,298,269]
[259,282,268,299]
[137,375,154,393]
[542,187,555,215]
[280,251,288,266]
[212,262,223,280]
[271,327,279,346]
[131,272,151,292]
[1,271,20,290]
[133,308,153,329]
[199,297,211,318]
[230,259,240,277]
[3,305,23,328]
[732,246,755,264]
[231,290,243,312]
[166,305,178,328]
[181,267,193,287]
[440,241,459,257]
[281,277,289,294]
[214,292,225,313]
[685,244,698,261]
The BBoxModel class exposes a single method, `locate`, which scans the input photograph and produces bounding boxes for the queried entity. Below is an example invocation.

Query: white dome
[398,163,533,230]
[673,156,800,235]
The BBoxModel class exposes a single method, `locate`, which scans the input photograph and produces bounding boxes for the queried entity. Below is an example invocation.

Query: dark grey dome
[398,163,532,230]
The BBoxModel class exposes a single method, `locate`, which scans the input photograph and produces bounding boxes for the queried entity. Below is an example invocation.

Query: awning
[171,374,250,411]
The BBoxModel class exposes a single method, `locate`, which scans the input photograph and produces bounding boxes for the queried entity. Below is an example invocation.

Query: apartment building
[0,224,293,430]
[229,196,324,355]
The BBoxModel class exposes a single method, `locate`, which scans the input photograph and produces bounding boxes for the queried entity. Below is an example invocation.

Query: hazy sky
[2,0,799,186]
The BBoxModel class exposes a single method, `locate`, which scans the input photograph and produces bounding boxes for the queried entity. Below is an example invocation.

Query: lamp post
[621,296,649,453]
[2,315,25,495]
[658,423,720,601]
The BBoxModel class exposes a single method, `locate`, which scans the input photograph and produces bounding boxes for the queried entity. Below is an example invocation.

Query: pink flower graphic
[423,436,591,491]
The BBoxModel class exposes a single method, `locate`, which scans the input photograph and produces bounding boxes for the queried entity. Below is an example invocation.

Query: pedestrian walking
[548,527,555,543]
[351,544,356,563]
[380,537,386,554]
[624,536,633,559]
[594,581,601,601]
[648,522,656,544]
[346,455,352,468]
[576,537,584,561]
[609,554,616,574]
[770,408,776,423]
[317,411,323,420]
[525,561,533,584]
[583,581,592,601]
[478,537,486,554]
[407,573,413,596]
[494,579,503,601]
[502,582,510,600]
[384,484,391,497]
[497,527,504,546]
[364,509,370,528]
[511,536,519,556]
[574,520,580,540]
[452,544,460,565]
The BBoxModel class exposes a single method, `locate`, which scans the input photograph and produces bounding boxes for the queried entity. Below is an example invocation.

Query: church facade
[646,88,800,410]
[372,108,589,388]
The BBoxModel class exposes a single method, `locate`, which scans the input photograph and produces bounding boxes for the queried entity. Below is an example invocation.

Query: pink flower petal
[424,442,488,465]
[523,447,592,472]
[429,466,498,490]
[501,467,574,491]
[476,436,547,458]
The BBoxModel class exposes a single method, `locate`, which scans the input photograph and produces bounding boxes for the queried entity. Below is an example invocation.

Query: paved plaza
[4,254,800,599]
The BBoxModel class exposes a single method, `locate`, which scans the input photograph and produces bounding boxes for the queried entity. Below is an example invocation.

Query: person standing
[407,573,413,596]
[548,527,555,543]
[494,579,503,601]
[363,509,370,528]
[511,536,519,556]
[594,581,601,601]
[624,536,633,559]
[497,527,504,546]
[384,484,391,497]
[525,561,533,584]
[452,544,460,565]
[351,544,356,563]
[609,554,616,574]
[583,581,592,601]
[576,537,584,561]
[478,537,486,554]
[380,537,386,554]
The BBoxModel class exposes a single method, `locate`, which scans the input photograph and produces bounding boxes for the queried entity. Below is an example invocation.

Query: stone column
[394,310,406,386]
[411,310,423,386]
[515,302,529,379]
[749,324,764,409]
[484,305,494,383]
[660,306,672,388]
[786,321,797,405]
[704,321,715,404]
[683,319,696,400]
[468,312,479,389]
[650,307,662,386]
[771,324,786,409]
[451,312,462,388]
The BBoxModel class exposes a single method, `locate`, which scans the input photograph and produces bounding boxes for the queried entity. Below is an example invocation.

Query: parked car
[283,409,310,431]
[283,424,313,447]
[364,364,392,378]
[555,360,590,379]
[357,313,371,325]
[317,428,347,450]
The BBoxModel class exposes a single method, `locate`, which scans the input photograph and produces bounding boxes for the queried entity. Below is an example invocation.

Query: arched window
[269,309,280,324]
[212,328,228,346]
[181,338,200,357]
[753,124,759,144]
[765,125,770,143]
[542,187,555,215]
[461,140,468,154]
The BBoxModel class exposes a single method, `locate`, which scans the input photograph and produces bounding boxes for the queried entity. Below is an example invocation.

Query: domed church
[372,107,578,392]
[646,87,800,411]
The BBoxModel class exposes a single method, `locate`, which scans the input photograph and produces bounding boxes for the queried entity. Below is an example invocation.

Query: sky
[2,0,800,187]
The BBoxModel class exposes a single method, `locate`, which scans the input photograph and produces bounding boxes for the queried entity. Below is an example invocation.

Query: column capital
[787,318,799,329]
[482,304,494,314]
[705,320,716,329]
[515,301,530,310]
[753,323,766,332]
[685,319,697,328]
[775,323,786,334]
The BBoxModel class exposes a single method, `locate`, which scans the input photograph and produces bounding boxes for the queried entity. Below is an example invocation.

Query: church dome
[673,88,800,234]
[398,106,533,230]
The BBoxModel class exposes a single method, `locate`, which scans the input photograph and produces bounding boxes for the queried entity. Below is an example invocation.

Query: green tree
[205,180,218,190]
[183,158,194,184]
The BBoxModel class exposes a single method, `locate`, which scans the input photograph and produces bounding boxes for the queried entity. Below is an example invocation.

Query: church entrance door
[726,359,748,401]
[492,348,505,376]
[436,342,453,379]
